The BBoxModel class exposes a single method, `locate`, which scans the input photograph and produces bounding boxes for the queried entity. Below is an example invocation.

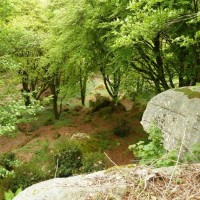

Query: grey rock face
[13,165,179,200]
[13,164,200,200]
[13,168,129,200]
[141,87,200,151]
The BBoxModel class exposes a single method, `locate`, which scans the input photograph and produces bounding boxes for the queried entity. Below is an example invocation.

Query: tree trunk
[153,34,169,90]
[49,80,61,119]
[21,71,31,106]
[79,68,88,106]
[100,66,121,103]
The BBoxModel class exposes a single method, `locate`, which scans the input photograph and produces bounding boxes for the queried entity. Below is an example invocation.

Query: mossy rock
[175,87,200,99]
[89,95,111,112]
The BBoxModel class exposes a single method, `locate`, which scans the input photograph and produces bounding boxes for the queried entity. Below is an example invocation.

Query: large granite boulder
[13,167,130,200]
[12,165,180,200]
[141,87,200,152]
[13,164,200,200]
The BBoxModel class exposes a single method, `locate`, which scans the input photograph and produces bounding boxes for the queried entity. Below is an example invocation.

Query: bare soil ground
[0,100,146,167]
[0,75,147,167]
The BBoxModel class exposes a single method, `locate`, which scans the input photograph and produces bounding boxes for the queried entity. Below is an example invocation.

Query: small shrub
[80,152,108,173]
[129,124,200,167]
[1,163,46,193]
[129,124,166,166]
[4,188,22,200]
[53,140,83,177]
[0,166,14,179]
[82,132,118,152]
[113,119,131,137]
[0,153,21,178]
[0,153,15,171]
[30,141,55,179]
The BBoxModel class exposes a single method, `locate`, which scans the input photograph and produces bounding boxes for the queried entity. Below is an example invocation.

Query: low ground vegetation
[129,124,200,167]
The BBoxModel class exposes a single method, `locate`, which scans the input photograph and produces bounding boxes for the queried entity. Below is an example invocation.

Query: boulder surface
[13,168,129,200]
[13,164,200,200]
[141,87,200,151]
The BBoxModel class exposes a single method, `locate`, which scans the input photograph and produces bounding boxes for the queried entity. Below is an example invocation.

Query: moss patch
[175,88,200,99]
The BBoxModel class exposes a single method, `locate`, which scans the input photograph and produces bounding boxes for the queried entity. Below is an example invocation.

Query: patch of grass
[16,140,41,153]
[29,109,73,130]
[82,131,118,152]
[24,109,54,131]
[52,118,72,128]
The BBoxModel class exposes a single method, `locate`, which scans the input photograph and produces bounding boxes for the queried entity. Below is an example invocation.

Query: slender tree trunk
[52,91,60,119]
[79,68,88,106]
[21,71,31,106]
[49,77,61,119]
[100,66,121,103]
[153,34,169,90]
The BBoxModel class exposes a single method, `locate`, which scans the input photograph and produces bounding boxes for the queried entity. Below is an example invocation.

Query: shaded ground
[0,74,147,167]
[0,100,146,167]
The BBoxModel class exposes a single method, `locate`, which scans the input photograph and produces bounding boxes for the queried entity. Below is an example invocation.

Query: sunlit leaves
[0,99,43,135]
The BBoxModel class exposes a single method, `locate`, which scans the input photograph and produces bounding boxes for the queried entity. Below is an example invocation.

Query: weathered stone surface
[70,133,90,141]
[13,168,130,200]
[14,165,181,200]
[14,163,200,200]
[141,87,200,151]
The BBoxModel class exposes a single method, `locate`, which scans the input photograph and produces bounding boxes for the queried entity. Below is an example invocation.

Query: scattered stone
[70,133,90,141]
[120,99,134,111]
[141,86,200,152]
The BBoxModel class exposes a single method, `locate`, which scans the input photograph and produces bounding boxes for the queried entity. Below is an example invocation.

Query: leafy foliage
[80,152,107,173]
[53,140,83,177]
[0,99,43,135]
[129,125,166,166]
[0,153,21,178]
[129,124,200,167]
[1,163,46,192]
[4,188,22,200]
